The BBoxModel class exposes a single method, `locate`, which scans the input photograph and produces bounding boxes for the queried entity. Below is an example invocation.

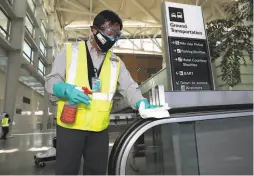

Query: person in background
[45,10,151,175]
[1,113,10,140]
[0,112,6,121]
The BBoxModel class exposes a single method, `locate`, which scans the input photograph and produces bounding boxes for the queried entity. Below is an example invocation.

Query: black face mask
[94,30,116,52]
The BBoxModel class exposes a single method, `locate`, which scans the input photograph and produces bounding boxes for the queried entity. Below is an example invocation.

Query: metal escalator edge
[108,117,154,175]
[109,110,253,175]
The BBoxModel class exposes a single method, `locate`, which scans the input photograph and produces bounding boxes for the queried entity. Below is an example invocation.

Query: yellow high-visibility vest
[1,118,9,127]
[56,41,121,132]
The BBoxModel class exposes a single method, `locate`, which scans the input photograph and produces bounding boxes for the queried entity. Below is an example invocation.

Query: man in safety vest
[45,10,151,175]
[1,113,10,140]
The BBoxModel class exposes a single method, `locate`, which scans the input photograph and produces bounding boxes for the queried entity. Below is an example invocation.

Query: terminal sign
[169,37,213,91]
[166,3,206,39]
[162,2,214,91]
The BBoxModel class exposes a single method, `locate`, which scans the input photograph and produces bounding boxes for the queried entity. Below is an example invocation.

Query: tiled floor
[0,132,56,175]
[0,129,124,175]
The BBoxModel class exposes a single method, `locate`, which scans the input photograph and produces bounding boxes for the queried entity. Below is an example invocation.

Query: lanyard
[85,42,104,86]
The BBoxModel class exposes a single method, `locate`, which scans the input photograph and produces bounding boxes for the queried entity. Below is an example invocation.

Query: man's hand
[136,99,150,110]
[53,82,91,105]
[65,87,91,105]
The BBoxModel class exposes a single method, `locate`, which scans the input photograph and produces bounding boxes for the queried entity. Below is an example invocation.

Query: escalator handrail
[168,103,253,114]
[108,118,154,174]
[114,118,154,174]
[113,110,253,175]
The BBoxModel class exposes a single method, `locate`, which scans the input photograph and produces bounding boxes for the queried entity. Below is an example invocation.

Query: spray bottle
[60,87,92,124]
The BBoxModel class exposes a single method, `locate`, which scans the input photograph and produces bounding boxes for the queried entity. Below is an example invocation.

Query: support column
[4,0,27,130]
[43,13,54,131]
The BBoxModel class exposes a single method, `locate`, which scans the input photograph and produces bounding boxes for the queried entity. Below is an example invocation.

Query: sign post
[161,2,215,91]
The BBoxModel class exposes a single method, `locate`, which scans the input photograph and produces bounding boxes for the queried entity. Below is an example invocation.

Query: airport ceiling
[53,0,234,41]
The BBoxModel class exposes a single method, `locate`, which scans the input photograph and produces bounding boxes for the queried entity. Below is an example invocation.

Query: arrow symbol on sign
[176,81,179,85]
[173,49,176,52]
[176,72,179,75]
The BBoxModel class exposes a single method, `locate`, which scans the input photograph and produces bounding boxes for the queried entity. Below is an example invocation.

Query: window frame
[25,14,34,37]
[27,0,36,13]
[38,58,45,76]
[39,39,46,56]
[41,20,47,39]
[23,40,33,64]
[0,6,11,40]
[7,0,13,5]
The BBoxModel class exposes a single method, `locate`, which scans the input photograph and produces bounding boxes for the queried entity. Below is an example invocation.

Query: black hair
[93,10,123,30]
[5,114,9,118]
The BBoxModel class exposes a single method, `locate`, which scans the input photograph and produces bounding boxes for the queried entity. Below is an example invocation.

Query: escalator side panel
[195,116,253,175]
[110,111,253,175]
[144,122,200,175]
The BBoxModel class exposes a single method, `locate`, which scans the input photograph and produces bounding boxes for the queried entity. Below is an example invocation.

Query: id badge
[92,77,101,92]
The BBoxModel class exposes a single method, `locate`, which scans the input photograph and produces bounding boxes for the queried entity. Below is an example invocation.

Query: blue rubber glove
[136,99,150,109]
[53,82,90,105]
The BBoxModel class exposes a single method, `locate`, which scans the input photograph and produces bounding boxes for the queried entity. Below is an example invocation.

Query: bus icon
[177,12,183,18]
[169,7,185,23]
[171,13,176,18]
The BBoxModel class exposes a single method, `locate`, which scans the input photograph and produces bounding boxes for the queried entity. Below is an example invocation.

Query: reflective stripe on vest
[56,41,121,132]
[67,45,118,101]
[2,118,9,127]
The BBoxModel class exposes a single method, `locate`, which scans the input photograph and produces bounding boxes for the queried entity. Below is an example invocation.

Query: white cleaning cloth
[139,102,171,119]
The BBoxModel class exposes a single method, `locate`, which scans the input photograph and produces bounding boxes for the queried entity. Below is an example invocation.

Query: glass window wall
[0,7,11,40]
[40,39,46,56]
[38,59,45,76]
[23,40,33,63]
[25,15,34,37]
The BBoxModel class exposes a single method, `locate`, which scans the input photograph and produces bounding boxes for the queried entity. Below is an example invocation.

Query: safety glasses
[100,26,121,41]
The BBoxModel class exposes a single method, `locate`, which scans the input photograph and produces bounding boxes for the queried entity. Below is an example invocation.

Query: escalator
[108,104,253,175]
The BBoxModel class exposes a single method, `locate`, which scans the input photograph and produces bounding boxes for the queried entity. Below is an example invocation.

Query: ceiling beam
[55,7,95,15]
[212,3,215,18]
[149,0,157,10]
[65,24,161,30]
[145,33,162,51]
[57,1,160,27]
[201,0,209,7]
[90,0,93,24]
[64,0,88,11]
[130,0,160,23]
[133,28,141,37]
[122,35,142,50]
[154,38,162,48]
[134,28,152,37]
[99,0,123,15]
[215,4,225,18]
[122,29,133,36]
[153,28,161,39]
[65,19,77,26]
[119,0,125,12]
